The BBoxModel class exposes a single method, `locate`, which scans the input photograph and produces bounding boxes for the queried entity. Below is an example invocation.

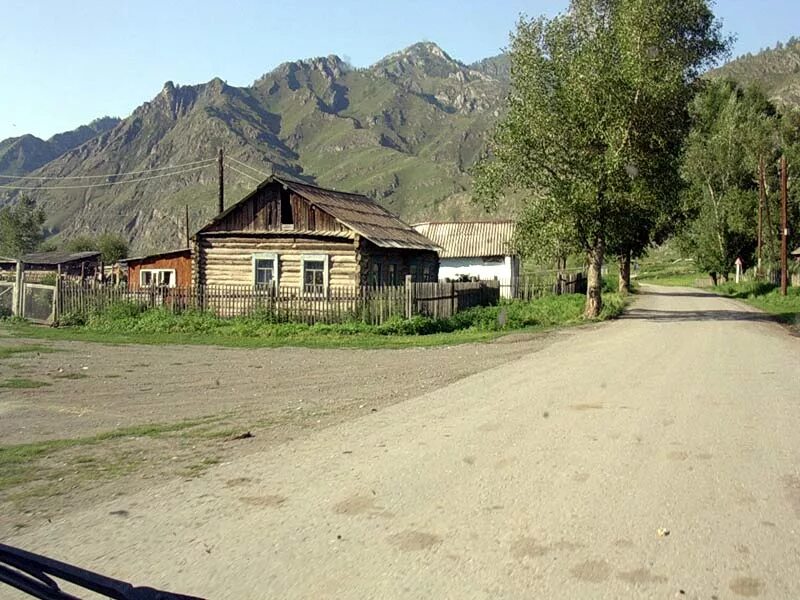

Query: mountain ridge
[6,37,799,254]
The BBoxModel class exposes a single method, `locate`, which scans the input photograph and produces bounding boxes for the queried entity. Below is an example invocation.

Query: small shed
[0,256,15,279]
[412,221,519,296]
[791,247,800,262]
[194,177,439,292]
[19,251,102,282]
[123,248,192,290]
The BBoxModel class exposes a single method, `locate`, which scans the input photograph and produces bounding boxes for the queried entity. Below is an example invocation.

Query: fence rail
[55,273,587,325]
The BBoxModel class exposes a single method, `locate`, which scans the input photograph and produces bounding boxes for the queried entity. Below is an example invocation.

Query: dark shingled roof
[200,177,439,252]
[20,251,101,266]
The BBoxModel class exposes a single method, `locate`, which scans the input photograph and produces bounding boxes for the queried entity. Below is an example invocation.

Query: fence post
[54,272,62,323]
[404,274,413,319]
[12,260,23,317]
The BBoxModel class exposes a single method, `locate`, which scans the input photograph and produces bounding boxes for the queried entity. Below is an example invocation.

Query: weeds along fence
[59,281,500,325]
[57,272,586,326]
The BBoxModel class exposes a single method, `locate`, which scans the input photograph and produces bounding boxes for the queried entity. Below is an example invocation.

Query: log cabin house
[194,177,439,294]
[123,248,192,290]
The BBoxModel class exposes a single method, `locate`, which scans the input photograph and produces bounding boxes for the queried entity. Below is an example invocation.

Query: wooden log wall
[200,235,357,288]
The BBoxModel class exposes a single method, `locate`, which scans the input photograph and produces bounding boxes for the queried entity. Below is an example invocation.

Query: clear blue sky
[1,0,798,141]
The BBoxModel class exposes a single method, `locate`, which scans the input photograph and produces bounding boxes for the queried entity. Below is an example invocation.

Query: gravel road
[7,285,800,599]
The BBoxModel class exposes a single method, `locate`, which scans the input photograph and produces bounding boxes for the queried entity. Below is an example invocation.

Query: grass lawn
[714,281,800,326]
[0,416,224,492]
[2,293,627,350]
[0,377,51,389]
[2,322,505,349]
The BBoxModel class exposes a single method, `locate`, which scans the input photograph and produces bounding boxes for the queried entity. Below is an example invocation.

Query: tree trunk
[618,250,631,294]
[710,272,718,286]
[585,241,604,318]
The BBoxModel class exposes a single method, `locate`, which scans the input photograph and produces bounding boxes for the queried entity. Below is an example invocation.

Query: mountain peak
[402,41,454,62]
[372,41,466,79]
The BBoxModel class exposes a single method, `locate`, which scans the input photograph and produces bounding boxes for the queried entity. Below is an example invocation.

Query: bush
[61,293,623,338]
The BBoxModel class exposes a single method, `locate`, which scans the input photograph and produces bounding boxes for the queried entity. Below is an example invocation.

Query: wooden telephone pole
[217,148,224,214]
[758,157,765,277]
[780,155,789,296]
[185,205,190,248]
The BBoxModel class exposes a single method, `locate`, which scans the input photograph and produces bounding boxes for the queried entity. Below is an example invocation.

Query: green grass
[0,378,51,389]
[0,344,58,360]
[53,372,89,380]
[3,293,626,350]
[0,417,221,491]
[636,242,704,287]
[714,281,800,326]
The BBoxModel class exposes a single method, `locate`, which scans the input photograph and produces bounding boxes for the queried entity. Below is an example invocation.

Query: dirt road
[7,286,800,599]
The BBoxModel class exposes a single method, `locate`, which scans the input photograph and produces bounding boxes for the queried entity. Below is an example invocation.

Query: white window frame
[252,253,279,289]
[140,268,176,288]
[301,254,329,297]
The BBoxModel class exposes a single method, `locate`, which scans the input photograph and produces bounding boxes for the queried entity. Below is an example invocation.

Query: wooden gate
[21,282,56,324]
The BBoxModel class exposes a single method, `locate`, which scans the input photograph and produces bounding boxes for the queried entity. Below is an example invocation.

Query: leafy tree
[474,0,726,316]
[0,196,46,257]
[95,233,129,263]
[678,80,780,283]
[65,235,98,254]
[66,233,129,263]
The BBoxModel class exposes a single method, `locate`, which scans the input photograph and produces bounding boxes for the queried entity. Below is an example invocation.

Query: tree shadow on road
[621,307,774,323]
[635,287,718,299]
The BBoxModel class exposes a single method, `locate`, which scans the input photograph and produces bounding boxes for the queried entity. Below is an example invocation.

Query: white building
[413,221,520,297]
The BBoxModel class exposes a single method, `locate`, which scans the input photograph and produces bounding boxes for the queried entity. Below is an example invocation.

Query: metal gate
[22,283,56,324]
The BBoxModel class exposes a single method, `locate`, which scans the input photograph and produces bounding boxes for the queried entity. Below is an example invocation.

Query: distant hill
[711,37,800,106]
[8,35,800,255]
[0,117,119,177]
[0,42,512,253]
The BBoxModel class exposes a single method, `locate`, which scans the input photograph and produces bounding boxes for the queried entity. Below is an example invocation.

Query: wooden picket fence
[56,272,587,326]
[58,280,497,325]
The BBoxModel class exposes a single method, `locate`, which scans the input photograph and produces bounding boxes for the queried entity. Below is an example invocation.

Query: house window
[302,254,328,296]
[370,262,381,286]
[140,269,176,288]
[253,253,278,288]
[387,264,397,286]
[483,255,505,265]
[422,265,431,281]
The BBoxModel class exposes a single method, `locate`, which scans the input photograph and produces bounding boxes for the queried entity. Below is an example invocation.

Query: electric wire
[0,164,212,190]
[0,158,216,180]
[225,155,270,178]
[224,162,262,183]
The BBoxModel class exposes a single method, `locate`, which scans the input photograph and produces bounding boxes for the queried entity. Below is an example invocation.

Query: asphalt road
[8,285,800,599]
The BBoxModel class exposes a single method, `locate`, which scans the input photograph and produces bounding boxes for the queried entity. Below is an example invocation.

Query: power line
[224,162,262,183]
[0,164,212,191]
[225,155,270,178]
[0,158,216,180]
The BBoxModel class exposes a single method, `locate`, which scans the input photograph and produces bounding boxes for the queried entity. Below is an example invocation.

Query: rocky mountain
[711,37,800,106]
[0,42,512,253]
[0,117,119,177]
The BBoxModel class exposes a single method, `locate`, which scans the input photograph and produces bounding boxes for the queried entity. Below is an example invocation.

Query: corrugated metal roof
[21,251,101,266]
[199,177,439,252]
[412,221,516,259]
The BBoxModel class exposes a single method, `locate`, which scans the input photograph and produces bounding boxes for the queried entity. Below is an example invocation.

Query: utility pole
[217,148,224,214]
[758,157,765,277]
[185,205,190,248]
[781,155,789,296]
